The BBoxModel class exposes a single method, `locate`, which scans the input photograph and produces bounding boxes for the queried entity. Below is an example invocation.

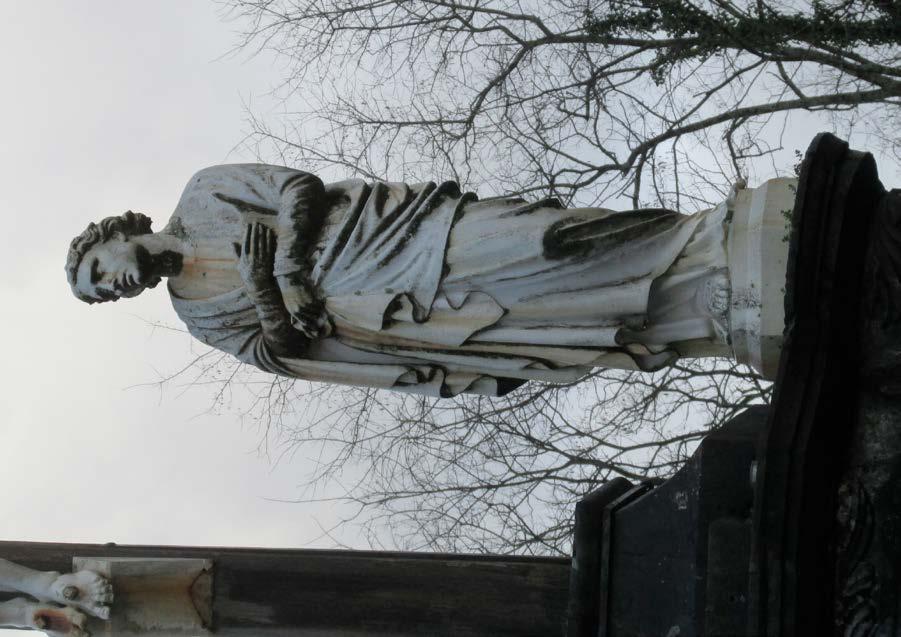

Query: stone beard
[67,165,732,397]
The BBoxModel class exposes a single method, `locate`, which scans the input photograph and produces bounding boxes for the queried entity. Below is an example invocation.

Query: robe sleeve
[245,285,306,358]
[273,171,327,277]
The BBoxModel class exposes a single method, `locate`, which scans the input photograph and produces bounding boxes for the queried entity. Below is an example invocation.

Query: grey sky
[0,0,350,558]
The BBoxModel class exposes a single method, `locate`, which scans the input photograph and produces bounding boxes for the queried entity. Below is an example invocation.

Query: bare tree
[159,345,769,555]
[177,0,898,554]
[221,0,899,208]
[241,359,770,555]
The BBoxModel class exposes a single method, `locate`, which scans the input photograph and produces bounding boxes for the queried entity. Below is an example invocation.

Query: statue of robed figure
[67,165,737,397]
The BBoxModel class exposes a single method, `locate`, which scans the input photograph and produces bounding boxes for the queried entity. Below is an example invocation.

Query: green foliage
[586,0,901,83]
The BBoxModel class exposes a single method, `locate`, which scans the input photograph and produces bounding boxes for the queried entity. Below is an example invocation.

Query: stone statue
[0,558,112,635]
[66,166,756,397]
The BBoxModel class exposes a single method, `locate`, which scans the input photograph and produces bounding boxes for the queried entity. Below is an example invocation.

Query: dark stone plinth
[750,134,898,637]
[566,407,766,637]
[565,134,901,637]
[834,193,901,632]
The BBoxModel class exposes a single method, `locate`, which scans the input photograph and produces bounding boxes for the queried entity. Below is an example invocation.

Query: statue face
[74,235,156,303]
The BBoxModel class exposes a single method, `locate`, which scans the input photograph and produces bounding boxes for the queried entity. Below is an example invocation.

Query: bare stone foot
[28,604,89,636]
[48,571,113,620]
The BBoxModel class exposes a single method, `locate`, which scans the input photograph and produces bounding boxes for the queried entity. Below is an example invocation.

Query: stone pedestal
[727,178,796,379]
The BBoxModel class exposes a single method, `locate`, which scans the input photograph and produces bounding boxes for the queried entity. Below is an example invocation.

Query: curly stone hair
[66,210,153,303]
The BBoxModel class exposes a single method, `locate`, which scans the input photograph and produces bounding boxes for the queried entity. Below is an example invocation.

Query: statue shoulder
[174,164,323,220]
[184,163,315,189]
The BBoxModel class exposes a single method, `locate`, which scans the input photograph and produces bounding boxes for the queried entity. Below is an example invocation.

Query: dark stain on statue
[164,216,189,241]
[373,182,463,270]
[156,249,184,277]
[282,173,327,270]
[364,183,408,256]
[213,192,278,216]
[241,178,265,201]
[499,197,563,218]
[543,208,679,260]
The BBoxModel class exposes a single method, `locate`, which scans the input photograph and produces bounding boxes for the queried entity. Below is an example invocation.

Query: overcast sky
[0,0,355,562]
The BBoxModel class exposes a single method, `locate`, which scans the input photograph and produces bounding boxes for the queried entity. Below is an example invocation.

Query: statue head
[66,211,160,304]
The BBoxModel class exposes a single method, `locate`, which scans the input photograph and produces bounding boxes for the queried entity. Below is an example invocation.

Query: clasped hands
[236,222,330,339]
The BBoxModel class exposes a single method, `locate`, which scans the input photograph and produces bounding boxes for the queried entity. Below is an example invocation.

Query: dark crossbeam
[0,540,570,636]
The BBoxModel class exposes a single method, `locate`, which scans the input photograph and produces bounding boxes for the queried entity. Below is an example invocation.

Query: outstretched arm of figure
[237,223,309,357]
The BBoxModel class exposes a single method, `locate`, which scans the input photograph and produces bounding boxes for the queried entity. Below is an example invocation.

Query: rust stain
[32,608,82,635]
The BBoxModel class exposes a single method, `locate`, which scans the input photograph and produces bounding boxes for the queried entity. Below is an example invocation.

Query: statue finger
[268,228,277,257]
[250,224,260,256]
[261,224,273,259]
[243,224,253,256]
[255,223,265,257]
[294,317,316,339]
[290,312,318,338]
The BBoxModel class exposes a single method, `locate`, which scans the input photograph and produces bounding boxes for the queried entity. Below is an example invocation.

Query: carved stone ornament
[67,167,796,395]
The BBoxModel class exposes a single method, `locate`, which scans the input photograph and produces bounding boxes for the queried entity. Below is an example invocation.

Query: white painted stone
[727,177,796,379]
[0,557,112,634]
[67,166,798,394]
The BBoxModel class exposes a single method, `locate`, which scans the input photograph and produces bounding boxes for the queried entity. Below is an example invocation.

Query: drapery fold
[169,165,726,397]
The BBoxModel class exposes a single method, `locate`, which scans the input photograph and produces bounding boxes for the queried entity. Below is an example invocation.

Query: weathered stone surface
[66,167,782,396]
[727,178,796,378]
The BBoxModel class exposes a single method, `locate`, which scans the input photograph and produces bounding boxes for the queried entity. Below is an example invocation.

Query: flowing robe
[167,165,728,397]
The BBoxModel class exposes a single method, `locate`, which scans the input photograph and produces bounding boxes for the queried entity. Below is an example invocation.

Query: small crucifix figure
[0,558,111,635]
